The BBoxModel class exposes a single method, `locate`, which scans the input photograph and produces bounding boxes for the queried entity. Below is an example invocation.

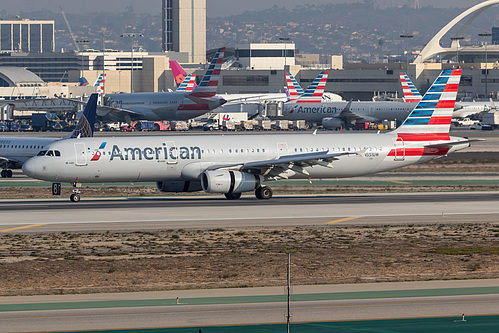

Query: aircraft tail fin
[189,47,225,98]
[79,77,90,86]
[169,60,194,88]
[400,72,422,103]
[176,73,197,92]
[285,72,305,101]
[66,93,98,139]
[295,70,328,103]
[394,69,462,135]
[93,74,105,87]
[95,74,106,95]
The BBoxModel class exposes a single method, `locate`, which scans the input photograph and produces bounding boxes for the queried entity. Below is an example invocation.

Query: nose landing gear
[70,182,82,202]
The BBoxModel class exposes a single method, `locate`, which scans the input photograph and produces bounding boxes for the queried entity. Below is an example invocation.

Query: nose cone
[22,158,38,179]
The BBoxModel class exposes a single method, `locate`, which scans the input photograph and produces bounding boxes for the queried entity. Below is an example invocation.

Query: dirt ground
[1,157,499,296]
[0,225,498,296]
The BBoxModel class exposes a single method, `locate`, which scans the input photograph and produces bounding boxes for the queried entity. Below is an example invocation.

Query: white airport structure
[236,43,296,70]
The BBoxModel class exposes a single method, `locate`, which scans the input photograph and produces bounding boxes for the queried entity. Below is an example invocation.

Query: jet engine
[156,180,203,193]
[322,117,343,130]
[201,170,263,194]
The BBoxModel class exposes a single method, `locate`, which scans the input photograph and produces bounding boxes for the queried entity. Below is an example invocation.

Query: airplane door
[74,142,87,166]
[277,142,288,157]
[393,138,405,161]
[166,141,178,165]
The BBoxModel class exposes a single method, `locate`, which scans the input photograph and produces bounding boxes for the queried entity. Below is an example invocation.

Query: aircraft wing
[58,97,140,117]
[208,150,361,179]
[338,100,374,122]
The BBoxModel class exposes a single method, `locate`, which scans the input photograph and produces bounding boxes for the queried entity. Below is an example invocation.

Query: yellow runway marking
[388,180,412,184]
[0,224,46,232]
[325,216,363,224]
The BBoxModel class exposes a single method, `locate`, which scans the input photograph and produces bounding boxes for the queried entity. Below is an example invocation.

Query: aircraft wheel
[70,193,81,202]
[255,186,273,200]
[224,192,242,200]
[6,170,13,178]
[0,170,5,178]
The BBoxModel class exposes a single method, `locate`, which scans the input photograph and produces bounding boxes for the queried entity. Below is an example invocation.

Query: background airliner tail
[176,73,197,92]
[67,93,98,139]
[295,70,328,103]
[394,69,462,135]
[189,47,225,98]
[400,72,422,103]
[95,74,106,95]
[170,60,192,88]
[79,77,90,86]
[285,72,305,101]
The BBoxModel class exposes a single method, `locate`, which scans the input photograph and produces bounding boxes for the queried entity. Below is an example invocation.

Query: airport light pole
[279,37,291,70]
[121,33,143,93]
[400,34,413,68]
[479,32,492,98]
[76,38,89,76]
[451,36,464,64]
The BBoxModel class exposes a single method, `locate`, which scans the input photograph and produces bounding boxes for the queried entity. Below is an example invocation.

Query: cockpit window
[37,150,47,156]
[46,150,54,156]
[55,150,61,157]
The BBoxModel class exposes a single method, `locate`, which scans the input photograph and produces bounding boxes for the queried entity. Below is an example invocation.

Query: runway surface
[1,279,498,332]
[1,191,499,233]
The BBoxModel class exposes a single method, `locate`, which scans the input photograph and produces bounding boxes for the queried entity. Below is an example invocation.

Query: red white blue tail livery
[396,69,461,135]
[295,70,328,103]
[285,72,305,101]
[400,72,422,103]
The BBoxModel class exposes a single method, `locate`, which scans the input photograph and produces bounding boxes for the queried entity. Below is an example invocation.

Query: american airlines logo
[108,143,202,161]
[291,105,340,114]
[90,142,107,161]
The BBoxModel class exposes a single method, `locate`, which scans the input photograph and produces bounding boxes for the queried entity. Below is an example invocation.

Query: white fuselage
[281,101,416,123]
[22,133,469,185]
[0,137,58,168]
[102,92,224,122]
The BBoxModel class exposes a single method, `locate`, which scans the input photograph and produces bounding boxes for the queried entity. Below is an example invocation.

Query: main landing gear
[70,182,82,202]
[223,185,273,200]
[1,169,13,178]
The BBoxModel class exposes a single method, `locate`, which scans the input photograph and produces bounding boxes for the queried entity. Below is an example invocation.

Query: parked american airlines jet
[23,69,473,202]
[72,48,227,122]
[0,94,98,178]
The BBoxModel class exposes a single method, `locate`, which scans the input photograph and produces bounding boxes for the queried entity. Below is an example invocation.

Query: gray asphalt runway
[1,191,499,233]
[1,280,498,332]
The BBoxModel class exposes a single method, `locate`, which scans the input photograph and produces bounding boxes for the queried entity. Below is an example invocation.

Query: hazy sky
[0,0,487,17]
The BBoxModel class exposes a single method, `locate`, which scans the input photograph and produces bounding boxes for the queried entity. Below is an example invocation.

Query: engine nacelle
[156,180,203,193]
[322,117,343,129]
[201,170,263,194]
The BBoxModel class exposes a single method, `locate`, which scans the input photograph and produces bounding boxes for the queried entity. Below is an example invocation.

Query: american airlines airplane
[23,69,473,202]
[279,72,416,128]
[71,48,227,122]
[170,61,343,106]
[0,94,98,178]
